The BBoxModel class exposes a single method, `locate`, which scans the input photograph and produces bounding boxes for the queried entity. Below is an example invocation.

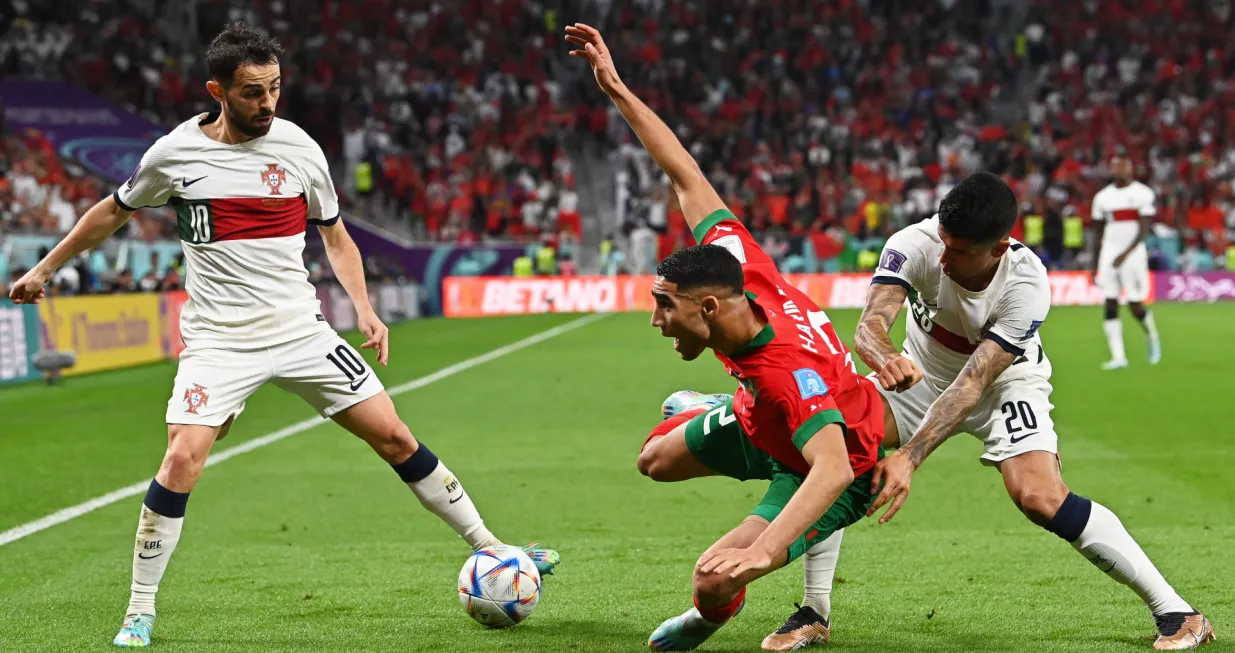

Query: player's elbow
[636,445,676,482]
[831,461,855,488]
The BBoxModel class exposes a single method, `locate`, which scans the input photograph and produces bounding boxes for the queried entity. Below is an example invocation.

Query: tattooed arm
[900,339,1017,466]
[856,282,923,392]
[866,338,1017,523]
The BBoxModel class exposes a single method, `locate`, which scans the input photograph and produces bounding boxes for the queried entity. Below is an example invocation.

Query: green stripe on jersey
[692,208,738,244]
[170,197,215,244]
[791,409,846,453]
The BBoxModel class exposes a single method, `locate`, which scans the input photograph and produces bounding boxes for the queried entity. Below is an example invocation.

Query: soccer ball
[457,545,541,628]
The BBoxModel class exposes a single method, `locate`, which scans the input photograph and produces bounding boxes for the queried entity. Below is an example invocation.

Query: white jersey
[114,114,340,350]
[873,216,1052,391]
[1091,181,1155,260]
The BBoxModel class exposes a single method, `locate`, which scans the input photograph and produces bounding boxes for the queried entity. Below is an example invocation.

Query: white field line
[0,313,608,547]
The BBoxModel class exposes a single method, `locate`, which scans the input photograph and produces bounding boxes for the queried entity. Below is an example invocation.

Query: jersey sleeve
[1091,191,1109,222]
[984,272,1051,357]
[114,137,175,211]
[871,226,930,292]
[1139,186,1157,217]
[692,208,783,296]
[305,141,340,226]
[766,367,846,454]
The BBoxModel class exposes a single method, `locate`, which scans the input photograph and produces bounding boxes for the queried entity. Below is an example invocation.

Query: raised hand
[565,23,625,96]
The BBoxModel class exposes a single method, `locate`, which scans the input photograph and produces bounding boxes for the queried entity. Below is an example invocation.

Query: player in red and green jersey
[568,23,886,651]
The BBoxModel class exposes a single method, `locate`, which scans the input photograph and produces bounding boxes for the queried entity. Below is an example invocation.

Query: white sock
[126,505,184,617]
[1072,501,1193,615]
[1140,311,1159,340]
[408,461,499,550]
[1103,319,1127,363]
[802,529,843,621]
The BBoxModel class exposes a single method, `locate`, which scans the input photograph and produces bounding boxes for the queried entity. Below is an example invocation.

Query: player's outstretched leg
[1102,299,1129,370]
[331,392,559,576]
[650,516,786,651]
[761,530,842,651]
[114,421,226,647]
[1002,452,1213,650]
[1129,302,1161,365]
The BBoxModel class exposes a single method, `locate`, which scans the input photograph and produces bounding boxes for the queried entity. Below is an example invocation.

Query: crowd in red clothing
[4,0,1235,264]
[607,0,1235,268]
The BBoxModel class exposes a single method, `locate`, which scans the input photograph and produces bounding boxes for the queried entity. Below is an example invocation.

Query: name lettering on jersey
[793,369,829,399]
[262,163,287,195]
[782,298,820,354]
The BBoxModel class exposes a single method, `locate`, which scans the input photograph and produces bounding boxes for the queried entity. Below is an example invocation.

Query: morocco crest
[184,384,209,414]
[261,163,286,195]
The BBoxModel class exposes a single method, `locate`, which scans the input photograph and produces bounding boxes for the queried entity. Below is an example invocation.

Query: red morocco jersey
[693,209,884,477]
[114,113,339,350]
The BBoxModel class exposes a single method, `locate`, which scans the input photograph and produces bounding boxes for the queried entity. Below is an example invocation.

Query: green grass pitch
[1,305,1233,652]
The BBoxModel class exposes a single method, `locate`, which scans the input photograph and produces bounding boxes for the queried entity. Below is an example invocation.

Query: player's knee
[161,431,208,475]
[371,421,417,464]
[1010,484,1069,526]
[1104,301,1119,321]
[637,445,673,482]
[1129,302,1147,319]
[692,567,741,601]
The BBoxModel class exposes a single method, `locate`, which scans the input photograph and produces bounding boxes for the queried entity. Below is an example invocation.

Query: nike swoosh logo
[349,374,370,392]
[1009,432,1038,444]
[180,176,208,187]
[448,491,466,504]
[137,552,164,560]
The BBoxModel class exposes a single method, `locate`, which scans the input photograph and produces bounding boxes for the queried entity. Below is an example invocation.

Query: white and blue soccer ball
[457,545,541,628]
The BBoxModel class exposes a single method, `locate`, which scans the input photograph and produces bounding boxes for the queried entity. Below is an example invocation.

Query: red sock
[641,409,706,452]
[694,587,746,625]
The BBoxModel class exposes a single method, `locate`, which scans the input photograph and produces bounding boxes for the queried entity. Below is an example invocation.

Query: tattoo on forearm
[856,284,906,369]
[904,340,1015,467]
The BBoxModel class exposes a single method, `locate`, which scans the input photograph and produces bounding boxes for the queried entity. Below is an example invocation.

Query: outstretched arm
[901,339,1016,466]
[566,23,725,230]
[866,338,1016,523]
[8,195,133,304]
[856,283,922,392]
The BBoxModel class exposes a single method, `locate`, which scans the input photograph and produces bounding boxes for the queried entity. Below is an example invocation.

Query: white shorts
[1097,245,1149,302]
[873,372,1058,465]
[167,327,385,426]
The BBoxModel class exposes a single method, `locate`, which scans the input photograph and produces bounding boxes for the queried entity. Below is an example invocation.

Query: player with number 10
[8,23,558,649]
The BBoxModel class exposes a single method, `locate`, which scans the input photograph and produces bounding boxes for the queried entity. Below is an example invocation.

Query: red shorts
[642,408,706,452]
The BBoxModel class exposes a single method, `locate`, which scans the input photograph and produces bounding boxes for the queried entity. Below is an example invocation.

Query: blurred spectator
[6,0,1235,275]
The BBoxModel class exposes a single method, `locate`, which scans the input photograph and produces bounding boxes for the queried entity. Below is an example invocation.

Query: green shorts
[683,397,881,563]
[752,461,880,563]
[683,398,774,481]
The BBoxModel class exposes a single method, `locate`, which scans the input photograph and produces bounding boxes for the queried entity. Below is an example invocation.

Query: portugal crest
[183,384,209,414]
[261,163,287,195]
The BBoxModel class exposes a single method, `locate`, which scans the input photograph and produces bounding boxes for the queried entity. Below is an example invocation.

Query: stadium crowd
[4,0,1235,279]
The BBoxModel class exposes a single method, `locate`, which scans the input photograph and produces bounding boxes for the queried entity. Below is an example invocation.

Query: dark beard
[224,102,273,138]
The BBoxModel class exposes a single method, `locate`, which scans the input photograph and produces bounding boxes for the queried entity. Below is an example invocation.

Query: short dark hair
[937,172,1019,243]
[206,22,283,87]
[655,245,744,295]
